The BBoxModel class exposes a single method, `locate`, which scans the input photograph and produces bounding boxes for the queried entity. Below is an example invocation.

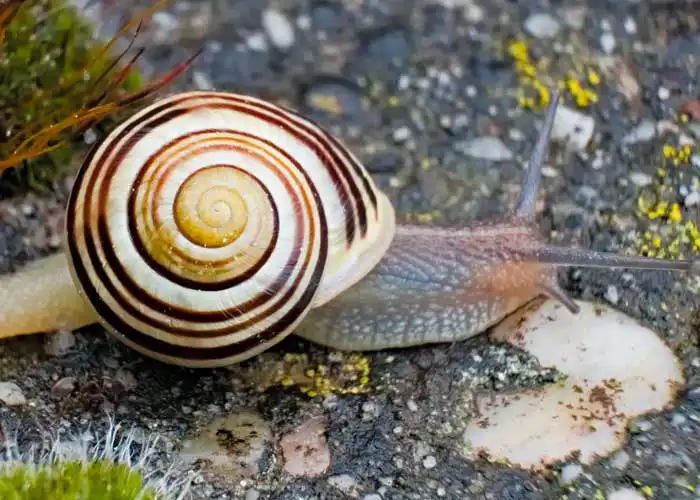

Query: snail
[0,89,696,368]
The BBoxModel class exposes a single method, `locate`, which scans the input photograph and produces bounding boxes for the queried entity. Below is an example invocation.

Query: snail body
[0,90,697,368]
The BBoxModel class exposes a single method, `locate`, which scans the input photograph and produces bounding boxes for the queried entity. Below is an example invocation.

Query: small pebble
[262,8,295,50]
[362,495,383,500]
[392,126,412,143]
[245,490,261,500]
[608,488,645,500]
[328,474,361,496]
[83,128,97,145]
[575,185,599,208]
[685,191,700,207]
[457,137,513,161]
[609,450,630,470]
[551,105,595,150]
[629,172,653,187]
[631,419,653,433]
[658,87,670,100]
[246,32,267,52]
[422,455,437,469]
[622,120,656,145]
[600,32,616,54]
[541,166,559,178]
[192,71,213,90]
[524,13,561,38]
[280,417,330,477]
[44,330,76,357]
[605,285,619,305]
[0,382,26,406]
[559,463,584,485]
[51,377,77,399]
[561,6,587,29]
[671,413,687,427]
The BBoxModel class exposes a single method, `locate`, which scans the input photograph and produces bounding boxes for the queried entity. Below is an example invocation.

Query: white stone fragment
[262,8,295,51]
[461,299,683,471]
[551,106,595,151]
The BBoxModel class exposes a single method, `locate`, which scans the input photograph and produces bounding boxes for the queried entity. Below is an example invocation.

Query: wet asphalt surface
[2,0,700,498]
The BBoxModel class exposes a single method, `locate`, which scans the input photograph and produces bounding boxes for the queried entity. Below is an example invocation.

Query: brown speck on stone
[280,416,330,477]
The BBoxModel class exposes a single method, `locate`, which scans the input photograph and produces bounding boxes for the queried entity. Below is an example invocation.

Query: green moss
[0,0,158,194]
[0,419,195,500]
[0,459,159,500]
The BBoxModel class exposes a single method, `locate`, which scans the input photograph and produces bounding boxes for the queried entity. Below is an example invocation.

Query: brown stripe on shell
[88,111,314,325]
[193,91,378,245]
[129,135,283,290]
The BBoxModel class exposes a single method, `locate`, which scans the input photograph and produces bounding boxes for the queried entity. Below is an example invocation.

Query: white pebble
[622,120,656,145]
[0,382,26,406]
[296,15,311,31]
[609,450,630,469]
[246,32,268,52]
[551,105,595,151]
[393,126,412,143]
[624,18,637,34]
[524,13,561,39]
[459,137,513,161]
[600,32,616,54]
[559,463,583,485]
[685,191,700,207]
[629,172,653,187]
[83,128,96,145]
[192,71,213,90]
[422,455,437,469]
[44,330,76,357]
[152,11,178,31]
[262,8,295,51]
[542,166,559,178]
[658,87,671,100]
[605,285,619,305]
[608,488,646,500]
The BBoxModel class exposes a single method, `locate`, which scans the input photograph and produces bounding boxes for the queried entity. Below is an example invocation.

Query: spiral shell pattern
[65,91,395,367]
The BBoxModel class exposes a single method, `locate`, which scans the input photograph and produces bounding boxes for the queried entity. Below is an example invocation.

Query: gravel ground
[2,0,700,498]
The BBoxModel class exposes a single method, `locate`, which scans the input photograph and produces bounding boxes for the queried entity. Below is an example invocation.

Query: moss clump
[0,0,132,191]
[0,0,200,194]
[0,459,159,499]
[0,419,195,500]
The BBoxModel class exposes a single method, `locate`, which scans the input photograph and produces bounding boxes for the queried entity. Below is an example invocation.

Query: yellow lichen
[507,38,599,110]
[260,352,372,397]
[633,142,700,266]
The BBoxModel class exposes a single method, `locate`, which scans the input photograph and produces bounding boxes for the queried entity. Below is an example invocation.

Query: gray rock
[457,137,513,161]
[622,120,656,144]
[262,8,295,50]
[0,381,26,406]
[559,463,584,485]
[600,32,616,54]
[524,13,561,38]
[44,330,76,357]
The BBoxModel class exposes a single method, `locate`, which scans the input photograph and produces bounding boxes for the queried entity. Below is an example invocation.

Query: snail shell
[64,91,396,368]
